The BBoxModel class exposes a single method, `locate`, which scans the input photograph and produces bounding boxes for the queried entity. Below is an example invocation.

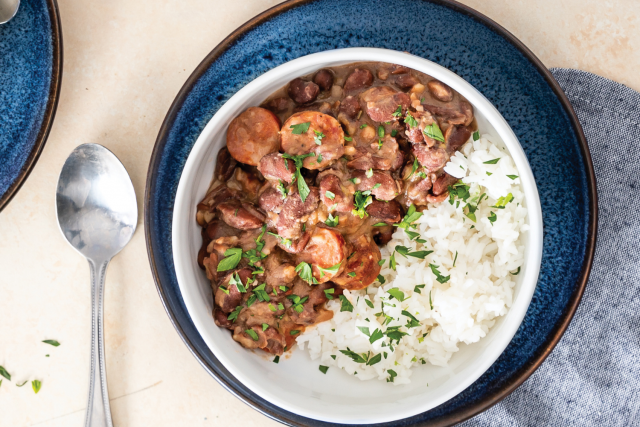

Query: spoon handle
[85,258,114,427]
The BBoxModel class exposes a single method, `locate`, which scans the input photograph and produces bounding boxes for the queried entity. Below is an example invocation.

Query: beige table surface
[1,0,638,426]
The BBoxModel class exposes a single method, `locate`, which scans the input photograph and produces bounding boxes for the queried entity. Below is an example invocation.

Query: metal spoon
[56,144,137,427]
[0,0,19,24]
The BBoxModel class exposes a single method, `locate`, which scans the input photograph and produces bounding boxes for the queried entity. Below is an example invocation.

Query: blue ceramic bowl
[0,0,62,211]
[144,0,597,425]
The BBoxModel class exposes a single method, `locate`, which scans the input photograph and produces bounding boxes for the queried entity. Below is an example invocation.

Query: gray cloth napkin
[460,69,640,426]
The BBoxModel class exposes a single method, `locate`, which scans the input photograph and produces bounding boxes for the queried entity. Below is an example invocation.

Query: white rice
[296,134,528,384]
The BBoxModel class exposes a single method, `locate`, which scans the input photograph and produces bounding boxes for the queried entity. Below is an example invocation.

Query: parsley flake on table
[32,380,42,394]
[290,121,311,134]
[273,355,280,363]
[42,340,60,347]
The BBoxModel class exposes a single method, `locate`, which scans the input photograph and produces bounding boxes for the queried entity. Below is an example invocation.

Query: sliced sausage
[258,152,295,183]
[445,125,472,153]
[339,95,361,119]
[432,173,459,196]
[296,227,348,283]
[413,143,449,173]
[395,74,420,90]
[313,69,334,91]
[281,111,345,170]
[276,187,320,239]
[288,78,320,104]
[258,186,285,213]
[427,80,454,102]
[217,201,265,230]
[333,235,381,290]
[360,86,411,123]
[319,174,353,213]
[343,68,374,92]
[366,199,403,223]
[226,107,281,166]
[352,170,398,201]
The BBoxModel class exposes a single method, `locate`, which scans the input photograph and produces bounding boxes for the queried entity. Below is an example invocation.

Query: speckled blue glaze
[0,0,54,204]
[146,0,592,425]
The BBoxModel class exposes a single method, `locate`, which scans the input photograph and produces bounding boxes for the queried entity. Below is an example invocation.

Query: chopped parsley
[377,274,386,285]
[352,190,373,218]
[387,369,397,383]
[366,168,374,178]
[377,125,385,138]
[359,123,368,129]
[318,262,341,277]
[453,251,458,267]
[473,130,480,141]
[273,356,280,363]
[429,264,450,284]
[389,252,397,271]
[262,323,269,331]
[511,266,521,275]
[387,288,406,302]
[227,305,243,322]
[370,328,384,344]
[365,298,375,308]
[404,111,418,128]
[245,329,259,341]
[492,193,514,209]
[295,261,318,284]
[290,121,311,134]
[0,366,10,381]
[282,152,316,202]
[414,284,425,294]
[392,105,403,117]
[483,158,501,164]
[319,365,329,374]
[325,213,339,227]
[217,247,242,271]
[396,204,423,230]
[229,272,246,293]
[324,288,335,300]
[268,231,292,249]
[423,122,445,142]
[325,190,335,200]
[287,294,309,313]
[276,180,288,199]
[42,340,60,347]
[391,129,398,137]
[347,272,356,277]
[405,157,419,180]
[253,283,271,302]
[507,174,519,180]
[488,211,497,224]
[344,136,353,141]
[32,380,42,394]
[339,295,354,312]
[290,330,300,336]
[313,130,325,145]
[429,290,434,310]
[394,245,433,259]
[402,310,420,328]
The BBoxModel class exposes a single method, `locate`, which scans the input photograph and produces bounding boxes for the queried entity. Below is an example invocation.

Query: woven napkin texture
[461,69,640,426]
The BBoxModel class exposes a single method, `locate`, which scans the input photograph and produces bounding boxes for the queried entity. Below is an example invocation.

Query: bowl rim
[0,0,63,212]
[144,1,598,425]
[171,46,544,424]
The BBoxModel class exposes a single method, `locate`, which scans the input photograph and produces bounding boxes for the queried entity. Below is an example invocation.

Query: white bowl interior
[172,48,543,424]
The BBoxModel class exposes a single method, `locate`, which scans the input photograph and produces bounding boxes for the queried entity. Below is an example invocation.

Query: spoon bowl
[0,0,19,24]
[56,143,137,427]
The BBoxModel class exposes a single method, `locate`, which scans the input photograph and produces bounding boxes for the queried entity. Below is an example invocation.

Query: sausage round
[226,107,281,166]
[296,227,348,283]
[333,235,381,290]
[360,86,411,123]
[281,111,345,170]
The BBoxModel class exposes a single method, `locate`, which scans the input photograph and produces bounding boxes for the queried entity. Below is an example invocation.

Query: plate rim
[143,0,598,425]
[0,0,64,212]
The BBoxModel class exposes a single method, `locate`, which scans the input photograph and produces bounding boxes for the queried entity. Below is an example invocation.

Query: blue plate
[0,0,62,211]
[144,0,597,425]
